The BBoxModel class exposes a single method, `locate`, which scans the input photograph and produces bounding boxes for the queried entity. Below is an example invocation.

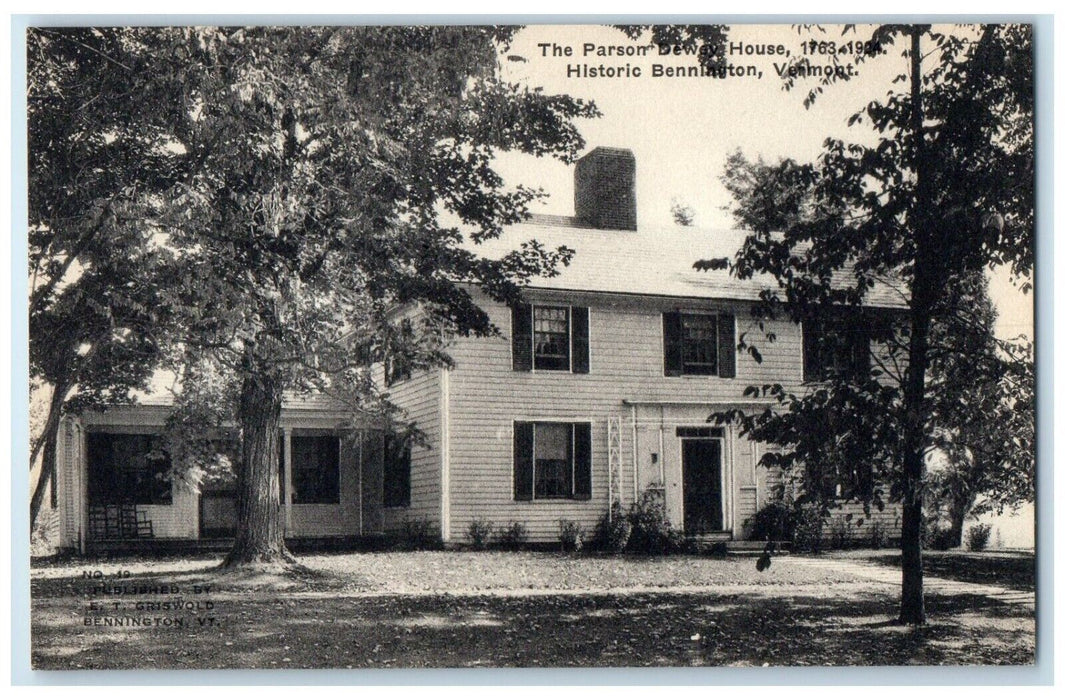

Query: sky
[488,24,1033,343]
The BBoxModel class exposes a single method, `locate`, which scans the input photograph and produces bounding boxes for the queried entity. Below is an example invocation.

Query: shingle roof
[469,215,908,308]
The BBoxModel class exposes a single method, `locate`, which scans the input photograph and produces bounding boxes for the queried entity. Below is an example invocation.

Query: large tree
[925,274,1034,547]
[140,27,598,569]
[705,24,1033,623]
[27,28,186,529]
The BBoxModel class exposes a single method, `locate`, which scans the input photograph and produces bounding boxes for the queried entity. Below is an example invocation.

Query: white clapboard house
[56,147,905,554]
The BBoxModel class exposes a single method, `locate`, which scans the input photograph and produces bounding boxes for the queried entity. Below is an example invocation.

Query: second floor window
[802,313,870,383]
[663,311,736,378]
[533,306,570,370]
[384,354,413,387]
[680,314,718,375]
[820,463,859,500]
[511,303,590,373]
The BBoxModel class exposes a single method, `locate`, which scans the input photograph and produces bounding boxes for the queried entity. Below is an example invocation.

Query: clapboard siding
[451,290,803,403]
[444,289,803,542]
[825,502,904,542]
[139,488,200,539]
[381,368,442,534]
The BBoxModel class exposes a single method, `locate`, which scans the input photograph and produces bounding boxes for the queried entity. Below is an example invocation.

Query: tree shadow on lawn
[857,552,1035,591]
[31,586,1034,670]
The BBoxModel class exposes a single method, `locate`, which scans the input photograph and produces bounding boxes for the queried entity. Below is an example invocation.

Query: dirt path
[788,555,1036,610]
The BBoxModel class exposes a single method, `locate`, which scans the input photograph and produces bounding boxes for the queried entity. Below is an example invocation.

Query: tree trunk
[945,483,977,549]
[947,505,966,549]
[30,383,69,529]
[221,364,294,569]
[899,26,932,625]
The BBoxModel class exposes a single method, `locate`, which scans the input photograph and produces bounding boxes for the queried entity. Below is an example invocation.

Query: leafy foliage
[623,488,688,555]
[746,501,796,543]
[790,504,826,553]
[868,519,891,550]
[26,28,193,526]
[497,521,529,549]
[397,517,442,551]
[29,26,600,562]
[162,27,598,564]
[827,514,857,550]
[966,523,993,552]
[466,517,494,550]
[592,502,632,554]
[924,274,1034,547]
[923,523,957,552]
[557,519,585,553]
[670,198,696,227]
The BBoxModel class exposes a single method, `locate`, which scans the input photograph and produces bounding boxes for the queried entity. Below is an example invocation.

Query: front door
[682,439,724,534]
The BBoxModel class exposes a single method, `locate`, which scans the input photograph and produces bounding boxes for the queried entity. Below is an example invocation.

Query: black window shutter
[572,306,590,374]
[663,312,684,376]
[513,422,534,501]
[384,436,412,508]
[278,436,285,502]
[573,422,592,500]
[385,434,398,505]
[802,319,821,382]
[717,312,736,378]
[400,445,411,506]
[511,303,532,372]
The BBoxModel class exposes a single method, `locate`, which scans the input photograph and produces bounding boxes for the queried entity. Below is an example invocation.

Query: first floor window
[533,423,571,498]
[819,463,859,501]
[290,434,340,504]
[383,436,412,508]
[513,421,592,501]
[87,433,172,505]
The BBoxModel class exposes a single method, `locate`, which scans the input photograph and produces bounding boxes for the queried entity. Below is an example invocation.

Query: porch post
[726,426,735,532]
[74,419,87,555]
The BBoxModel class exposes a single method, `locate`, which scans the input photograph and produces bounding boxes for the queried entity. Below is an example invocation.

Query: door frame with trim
[679,430,728,534]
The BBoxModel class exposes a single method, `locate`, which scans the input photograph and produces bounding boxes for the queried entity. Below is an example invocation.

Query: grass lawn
[31,551,1034,669]
[825,549,1036,591]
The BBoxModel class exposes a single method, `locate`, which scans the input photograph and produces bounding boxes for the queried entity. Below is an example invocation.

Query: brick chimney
[574,147,636,231]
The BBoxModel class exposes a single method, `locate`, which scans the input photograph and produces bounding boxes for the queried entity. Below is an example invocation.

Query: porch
[57,406,388,555]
